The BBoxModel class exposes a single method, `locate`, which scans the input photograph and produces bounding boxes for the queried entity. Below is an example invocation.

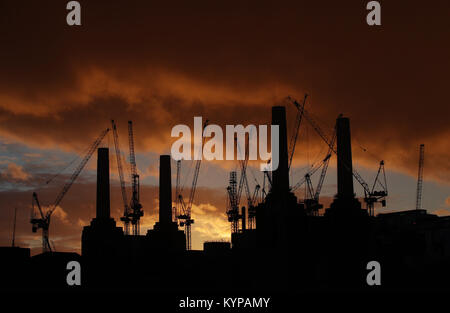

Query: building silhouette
[2,105,450,291]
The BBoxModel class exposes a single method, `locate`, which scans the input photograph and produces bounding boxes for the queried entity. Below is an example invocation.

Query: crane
[237,141,251,210]
[232,134,261,230]
[31,128,110,253]
[112,120,131,235]
[304,174,319,215]
[226,171,259,232]
[260,162,270,202]
[314,131,336,201]
[288,94,308,171]
[299,132,336,216]
[173,159,181,223]
[291,152,331,192]
[128,121,143,235]
[263,159,272,189]
[365,160,388,216]
[236,137,251,206]
[177,119,209,250]
[31,192,51,252]
[287,97,388,216]
[247,184,260,229]
[415,144,425,210]
[226,171,240,234]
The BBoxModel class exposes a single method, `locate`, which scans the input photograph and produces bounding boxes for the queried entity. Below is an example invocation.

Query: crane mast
[226,171,240,234]
[415,144,425,210]
[233,136,257,230]
[236,137,251,215]
[174,160,181,223]
[177,119,208,250]
[237,153,251,209]
[31,192,51,252]
[366,160,388,216]
[247,184,260,229]
[263,159,272,189]
[112,120,131,235]
[31,128,110,253]
[128,121,143,236]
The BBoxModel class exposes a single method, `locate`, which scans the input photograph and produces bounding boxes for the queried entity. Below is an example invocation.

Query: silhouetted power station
[2,100,450,291]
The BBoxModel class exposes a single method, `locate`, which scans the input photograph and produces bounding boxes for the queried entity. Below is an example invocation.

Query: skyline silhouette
[0,0,449,295]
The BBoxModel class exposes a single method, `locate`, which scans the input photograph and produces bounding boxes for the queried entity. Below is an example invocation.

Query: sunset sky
[1,0,449,254]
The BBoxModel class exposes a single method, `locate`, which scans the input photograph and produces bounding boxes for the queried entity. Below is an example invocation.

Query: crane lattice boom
[287,94,308,171]
[31,128,109,253]
[415,144,425,210]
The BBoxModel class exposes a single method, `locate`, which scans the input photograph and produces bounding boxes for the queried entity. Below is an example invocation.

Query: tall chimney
[336,117,355,200]
[159,155,172,225]
[96,148,110,220]
[271,106,290,194]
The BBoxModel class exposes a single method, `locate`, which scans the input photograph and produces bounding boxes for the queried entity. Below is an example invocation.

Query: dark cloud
[1,0,450,252]
[1,0,449,183]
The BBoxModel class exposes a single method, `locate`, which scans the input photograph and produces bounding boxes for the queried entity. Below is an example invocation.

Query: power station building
[3,103,450,291]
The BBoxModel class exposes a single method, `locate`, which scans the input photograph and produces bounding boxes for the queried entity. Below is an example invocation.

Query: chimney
[336,117,355,200]
[159,155,172,225]
[96,148,110,220]
[271,106,290,194]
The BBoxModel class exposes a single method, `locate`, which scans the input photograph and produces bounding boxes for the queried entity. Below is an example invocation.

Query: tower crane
[288,97,388,216]
[233,135,261,230]
[226,171,240,234]
[173,159,181,223]
[237,139,251,210]
[111,120,131,235]
[291,152,331,192]
[298,132,336,216]
[177,120,208,250]
[415,144,425,210]
[365,160,388,216]
[236,137,251,229]
[314,131,336,201]
[128,121,143,235]
[247,184,260,229]
[288,94,308,171]
[31,128,110,253]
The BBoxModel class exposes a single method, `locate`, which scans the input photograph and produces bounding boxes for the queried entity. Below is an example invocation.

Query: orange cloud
[1,162,31,181]
[434,208,450,217]
[51,206,70,225]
